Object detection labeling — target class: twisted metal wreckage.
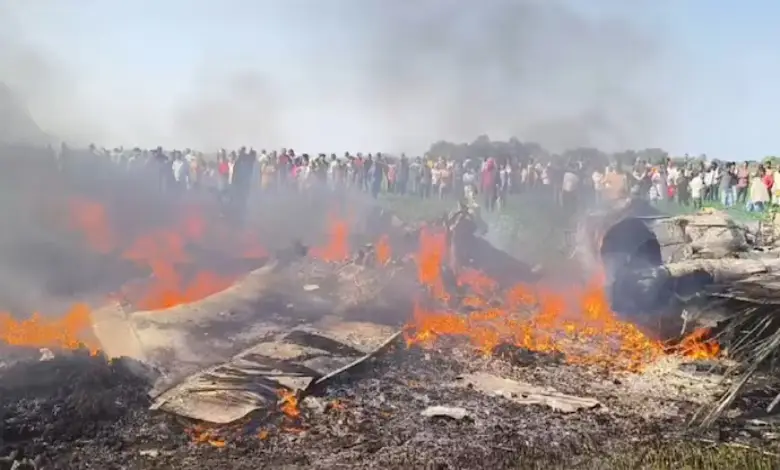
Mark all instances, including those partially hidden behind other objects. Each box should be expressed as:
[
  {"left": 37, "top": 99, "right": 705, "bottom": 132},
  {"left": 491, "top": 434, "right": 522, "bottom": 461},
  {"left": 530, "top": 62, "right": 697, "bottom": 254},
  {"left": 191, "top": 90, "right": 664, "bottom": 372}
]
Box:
[
  {"left": 578, "top": 198, "right": 780, "bottom": 426},
  {"left": 89, "top": 198, "right": 780, "bottom": 427}
]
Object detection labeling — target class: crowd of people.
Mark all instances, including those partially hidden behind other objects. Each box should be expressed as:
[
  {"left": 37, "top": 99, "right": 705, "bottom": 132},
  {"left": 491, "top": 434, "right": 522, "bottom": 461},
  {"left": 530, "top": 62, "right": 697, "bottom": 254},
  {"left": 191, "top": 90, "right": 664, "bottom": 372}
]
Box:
[
  {"left": 48, "top": 143, "right": 778, "bottom": 220},
  {"left": 604, "top": 159, "right": 780, "bottom": 213}
]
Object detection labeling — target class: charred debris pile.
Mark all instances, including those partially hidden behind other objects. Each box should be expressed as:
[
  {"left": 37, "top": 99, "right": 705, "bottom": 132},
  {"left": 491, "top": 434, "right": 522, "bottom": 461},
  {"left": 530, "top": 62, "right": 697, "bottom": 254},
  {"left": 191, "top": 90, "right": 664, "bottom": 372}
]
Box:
[
  {"left": 579, "top": 199, "right": 780, "bottom": 423},
  {"left": 2, "top": 202, "right": 780, "bottom": 468}
]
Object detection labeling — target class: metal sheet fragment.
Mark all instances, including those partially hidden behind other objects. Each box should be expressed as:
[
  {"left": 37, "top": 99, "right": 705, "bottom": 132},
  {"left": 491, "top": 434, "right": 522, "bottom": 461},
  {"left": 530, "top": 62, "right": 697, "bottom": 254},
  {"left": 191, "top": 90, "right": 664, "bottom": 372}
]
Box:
[
  {"left": 455, "top": 372, "right": 601, "bottom": 414},
  {"left": 152, "top": 321, "right": 399, "bottom": 423}
]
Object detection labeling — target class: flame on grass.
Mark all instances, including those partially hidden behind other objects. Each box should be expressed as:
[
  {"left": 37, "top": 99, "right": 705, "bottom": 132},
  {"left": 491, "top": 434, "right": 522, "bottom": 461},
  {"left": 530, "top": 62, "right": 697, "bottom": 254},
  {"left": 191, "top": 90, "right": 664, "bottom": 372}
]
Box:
[{"left": 674, "top": 327, "right": 720, "bottom": 360}]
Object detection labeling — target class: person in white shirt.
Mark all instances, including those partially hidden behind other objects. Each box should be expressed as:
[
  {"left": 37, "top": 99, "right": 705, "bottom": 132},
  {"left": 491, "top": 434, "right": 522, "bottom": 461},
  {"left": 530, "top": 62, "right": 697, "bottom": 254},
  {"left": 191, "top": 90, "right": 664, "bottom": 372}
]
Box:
[
  {"left": 171, "top": 155, "right": 188, "bottom": 193},
  {"left": 561, "top": 166, "right": 579, "bottom": 212},
  {"left": 520, "top": 165, "right": 529, "bottom": 191},
  {"left": 462, "top": 168, "right": 477, "bottom": 196},
  {"left": 257, "top": 150, "right": 269, "bottom": 166},
  {"left": 689, "top": 172, "right": 704, "bottom": 209},
  {"left": 591, "top": 169, "right": 604, "bottom": 203},
  {"left": 327, "top": 155, "right": 340, "bottom": 191},
  {"left": 703, "top": 164, "right": 720, "bottom": 201},
  {"left": 666, "top": 164, "right": 679, "bottom": 187}
]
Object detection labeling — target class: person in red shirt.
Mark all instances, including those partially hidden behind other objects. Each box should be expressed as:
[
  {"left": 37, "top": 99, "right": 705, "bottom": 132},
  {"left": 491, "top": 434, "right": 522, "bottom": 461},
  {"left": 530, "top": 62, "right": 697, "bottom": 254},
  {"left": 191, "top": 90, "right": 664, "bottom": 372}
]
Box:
[
  {"left": 763, "top": 162, "right": 774, "bottom": 203},
  {"left": 481, "top": 158, "right": 499, "bottom": 211},
  {"left": 217, "top": 154, "right": 230, "bottom": 189}
]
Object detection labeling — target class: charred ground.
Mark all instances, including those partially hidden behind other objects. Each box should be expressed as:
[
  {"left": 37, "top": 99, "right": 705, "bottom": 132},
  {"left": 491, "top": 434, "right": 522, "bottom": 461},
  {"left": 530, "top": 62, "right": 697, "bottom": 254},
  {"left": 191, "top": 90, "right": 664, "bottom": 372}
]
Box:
[{"left": 2, "top": 342, "right": 780, "bottom": 470}]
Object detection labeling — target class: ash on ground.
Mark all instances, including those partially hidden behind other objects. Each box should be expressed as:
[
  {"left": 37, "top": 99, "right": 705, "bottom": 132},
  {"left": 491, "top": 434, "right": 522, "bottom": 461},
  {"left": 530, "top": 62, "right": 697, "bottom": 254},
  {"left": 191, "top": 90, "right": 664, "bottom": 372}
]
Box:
[{"left": 0, "top": 344, "right": 764, "bottom": 470}]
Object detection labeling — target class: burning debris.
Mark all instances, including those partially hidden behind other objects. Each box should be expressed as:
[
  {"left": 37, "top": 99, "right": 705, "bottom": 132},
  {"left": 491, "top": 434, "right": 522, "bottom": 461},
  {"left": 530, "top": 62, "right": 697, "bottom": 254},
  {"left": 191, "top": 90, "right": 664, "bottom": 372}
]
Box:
[{"left": 1, "top": 195, "right": 780, "bottom": 468}]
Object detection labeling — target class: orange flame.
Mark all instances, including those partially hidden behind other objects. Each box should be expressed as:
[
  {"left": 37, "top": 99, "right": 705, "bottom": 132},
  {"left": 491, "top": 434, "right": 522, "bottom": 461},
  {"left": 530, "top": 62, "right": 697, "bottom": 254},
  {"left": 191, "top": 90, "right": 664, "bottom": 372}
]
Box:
[
  {"left": 311, "top": 215, "right": 350, "bottom": 262},
  {"left": 186, "top": 424, "right": 227, "bottom": 447},
  {"left": 277, "top": 389, "right": 301, "bottom": 419},
  {"left": 1, "top": 196, "right": 719, "bottom": 373},
  {"left": 405, "top": 231, "right": 720, "bottom": 372},
  {"left": 375, "top": 235, "right": 392, "bottom": 265},
  {"left": 675, "top": 328, "right": 721, "bottom": 360},
  {"left": 67, "top": 197, "right": 116, "bottom": 254},
  {"left": 0, "top": 197, "right": 272, "bottom": 351},
  {"left": 416, "top": 227, "right": 448, "bottom": 300},
  {"left": 0, "top": 304, "right": 99, "bottom": 353}
]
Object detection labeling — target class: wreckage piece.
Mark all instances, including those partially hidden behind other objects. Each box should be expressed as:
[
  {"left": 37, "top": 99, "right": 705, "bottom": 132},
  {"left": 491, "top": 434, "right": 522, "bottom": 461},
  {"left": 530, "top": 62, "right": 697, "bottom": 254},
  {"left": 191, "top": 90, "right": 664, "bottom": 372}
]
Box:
[
  {"left": 91, "top": 253, "right": 407, "bottom": 423},
  {"left": 575, "top": 200, "right": 760, "bottom": 330},
  {"left": 576, "top": 202, "right": 780, "bottom": 426},
  {"left": 455, "top": 372, "right": 600, "bottom": 414},
  {"left": 151, "top": 322, "right": 401, "bottom": 424},
  {"left": 577, "top": 199, "right": 752, "bottom": 278},
  {"left": 441, "top": 209, "right": 542, "bottom": 290}
]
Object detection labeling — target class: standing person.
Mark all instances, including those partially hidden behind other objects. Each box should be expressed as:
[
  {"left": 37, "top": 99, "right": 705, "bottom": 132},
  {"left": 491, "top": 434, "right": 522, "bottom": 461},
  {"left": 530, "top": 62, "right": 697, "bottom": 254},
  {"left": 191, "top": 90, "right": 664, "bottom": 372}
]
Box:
[
  {"left": 676, "top": 169, "right": 691, "bottom": 207},
  {"left": 519, "top": 163, "right": 530, "bottom": 193},
  {"left": 561, "top": 164, "right": 579, "bottom": 214},
  {"left": 154, "top": 147, "right": 169, "bottom": 194},
  {"left": 749, "top": 165, "right": 770, "bottom": 212},
  {"left": 648, "top": 167, "right": 662, "bottom": 204},
  {"left": 277, "top": 149, "right": 290, "bottom": 187},
  {"left": 602, "top": 164, "right": 628, "bottom": 201},
  {"left": 719, "top": 162, "right": 736, "bottom": 207},
  {"left": 354, "top": 154, "right": 364, "bottom": 190},
  {"left": 439, "top": 160, "right": 453, "bottom": 199},
  {"left": 256, "top": 149, "right": 269, "bottom": 187},
  {"left": 772, "top": 164, "right": 780, "bottom": 207},
  {"left": 327, "top": 154, "right": 340, "bottom": 192},
  {"left": 462, "top": 162, "right": 477, "bottom": 199},
  {"left": 498, "top": 162, "right": 511, "bottom": 209},
  {"left": 230, "top": 148, "right": 256, "bottom": 223},
  {"left": 369, "top": 155, "right": 384, "bottom": 199},
  {"left": 666, "top": 160, "right": 679, "bottom": 200},
  {"left": 397, "top": 154, "right": 409, "bottom": 195},
  {"left": 260, "top": 152, "right": 276, "bottom": 192},
  {"left": 216, "top": 152, "right": 231, "bottom": 204},
  {"left": 431, "top": 159, "right": 442, "bottom": 199},
  {"left": 481, "top": 157, "right": 499, "bottom": 211},
  {"left": 540, "top": 162, "right": 552, "bottom": 200},
  {"left": 548, "top": 160, "right": 563, "bottom": 206},
  {"left": 171, "top": 153, "right": 188, "bottom": 196},
  {"left": 591, "top": 166, "right": 604, "bottom": 205},
  {"left": 736, "top": 162, "right": 750, "bottom": 204},
  {"left": 631, "top": 162, "right": 651, "bottom": 199},
  {"left": 708, "top": 162, "right": 722, "bottom": 202},
  {"left": 362, "top": 154, "right": 374, "bottom": 193},
  {"left": 689, "top": 171, "right": 704, "bottom": 210},
  {"left": 766, "top": 162, "right": 775, "bottom": 204}
]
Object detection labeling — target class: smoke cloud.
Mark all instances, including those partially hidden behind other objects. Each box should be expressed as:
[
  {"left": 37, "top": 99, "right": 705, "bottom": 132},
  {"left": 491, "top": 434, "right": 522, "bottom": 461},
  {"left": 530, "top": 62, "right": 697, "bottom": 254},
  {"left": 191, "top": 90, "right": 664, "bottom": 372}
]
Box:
[{"left": 0, "top": 0, "right": 672, "bottom": 153}]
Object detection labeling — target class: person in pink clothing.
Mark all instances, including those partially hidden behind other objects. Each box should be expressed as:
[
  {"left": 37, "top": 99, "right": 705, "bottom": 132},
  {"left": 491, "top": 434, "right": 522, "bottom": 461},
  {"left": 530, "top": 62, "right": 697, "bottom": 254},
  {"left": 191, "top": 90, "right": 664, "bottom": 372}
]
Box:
[{"left": 481, "top": 158, "right": 499, "bottom": 211}]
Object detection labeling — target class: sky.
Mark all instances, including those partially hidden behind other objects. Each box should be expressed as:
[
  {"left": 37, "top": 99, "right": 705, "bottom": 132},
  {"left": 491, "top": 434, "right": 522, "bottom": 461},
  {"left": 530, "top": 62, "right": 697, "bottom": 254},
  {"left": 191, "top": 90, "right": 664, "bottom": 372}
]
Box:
[{"left": 1, "top": 0, "right": 779, "bottom": 159}]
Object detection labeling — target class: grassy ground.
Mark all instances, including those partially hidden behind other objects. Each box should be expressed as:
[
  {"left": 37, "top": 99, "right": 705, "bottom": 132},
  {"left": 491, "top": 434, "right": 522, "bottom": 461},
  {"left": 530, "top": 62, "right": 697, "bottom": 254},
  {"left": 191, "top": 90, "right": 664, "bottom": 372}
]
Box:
[{"left": 581, "top": 441, "right": 780, "bottom": 470}]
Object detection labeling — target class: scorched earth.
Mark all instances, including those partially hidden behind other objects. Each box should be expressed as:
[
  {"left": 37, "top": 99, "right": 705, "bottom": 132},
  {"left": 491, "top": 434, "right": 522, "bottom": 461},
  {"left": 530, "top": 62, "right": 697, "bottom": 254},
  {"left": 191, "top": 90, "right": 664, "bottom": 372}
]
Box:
[{"left": 0, "top": 195, "right": 745, "bottom": 470}]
